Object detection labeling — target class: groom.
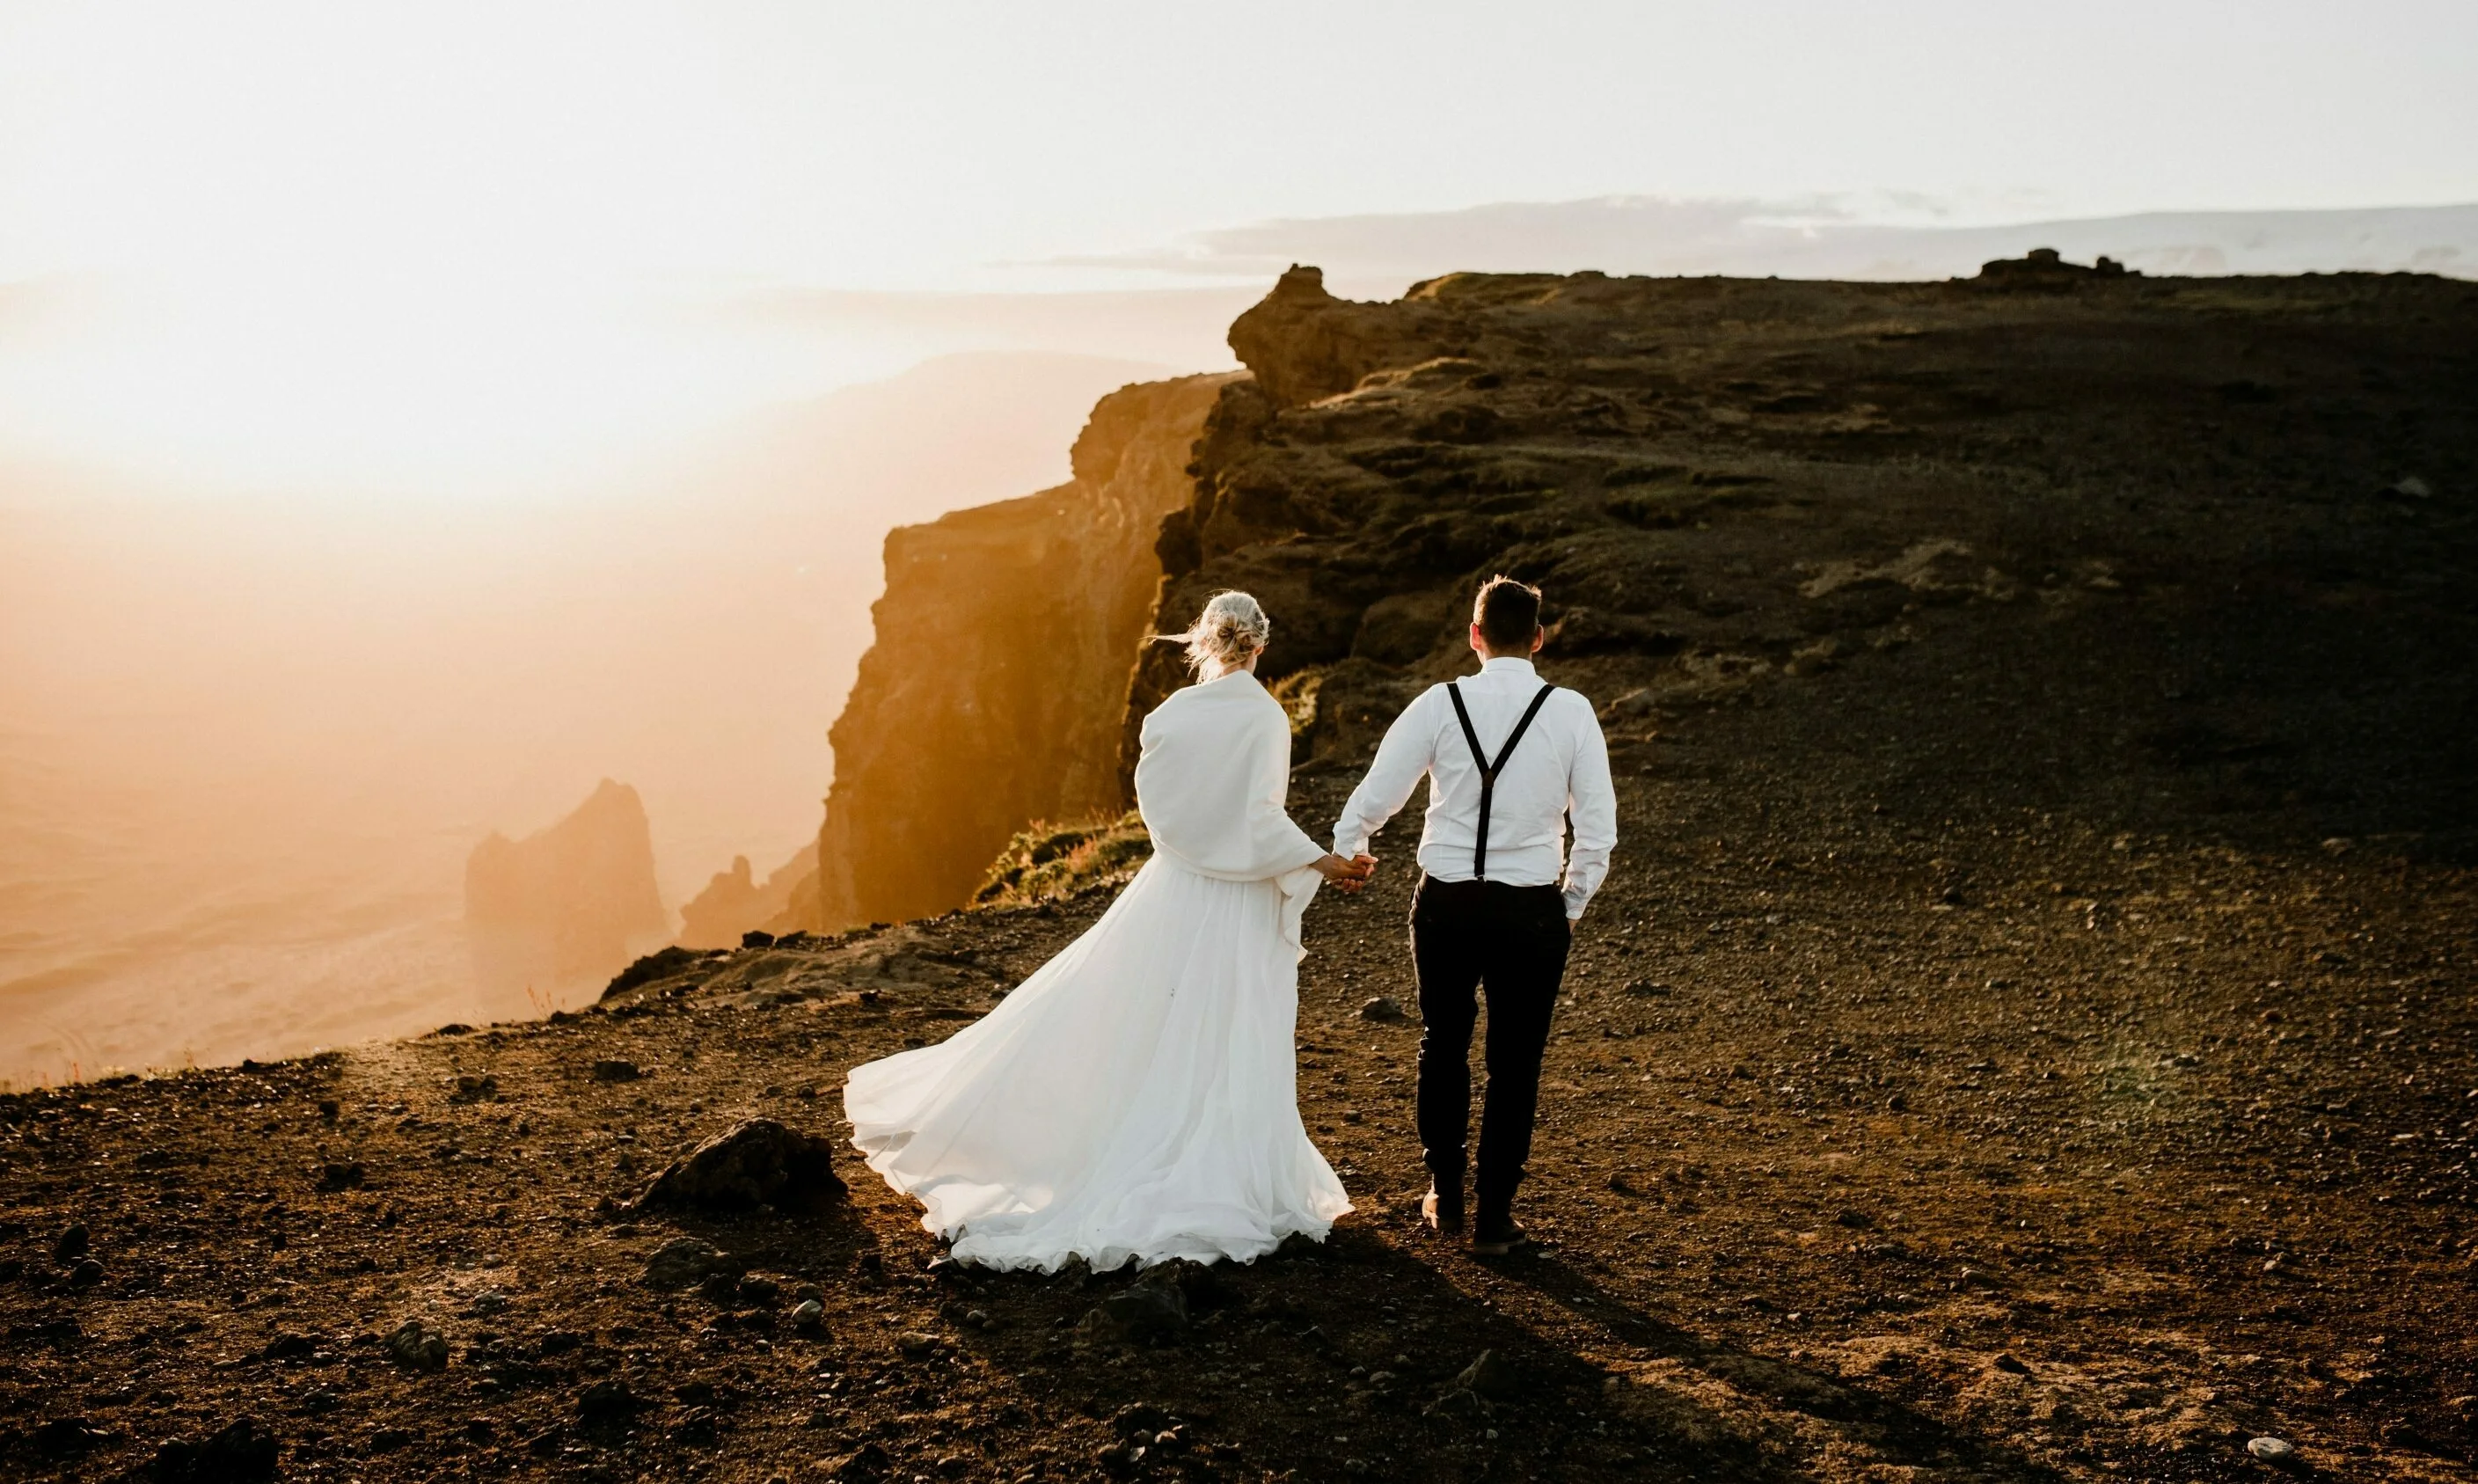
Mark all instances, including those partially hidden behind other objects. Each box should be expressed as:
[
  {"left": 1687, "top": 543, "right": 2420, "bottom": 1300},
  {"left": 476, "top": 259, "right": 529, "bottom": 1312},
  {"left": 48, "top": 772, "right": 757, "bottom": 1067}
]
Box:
[{"left": 1332, "top": 576, "right": 1617, "bottom": 1255}]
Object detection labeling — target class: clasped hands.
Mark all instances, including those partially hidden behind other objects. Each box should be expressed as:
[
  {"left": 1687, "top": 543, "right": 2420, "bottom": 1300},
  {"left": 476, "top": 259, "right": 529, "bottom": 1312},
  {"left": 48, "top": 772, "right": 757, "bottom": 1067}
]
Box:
[{"left": 1312, "top": 852, "right": 1380, "bottom": 893}]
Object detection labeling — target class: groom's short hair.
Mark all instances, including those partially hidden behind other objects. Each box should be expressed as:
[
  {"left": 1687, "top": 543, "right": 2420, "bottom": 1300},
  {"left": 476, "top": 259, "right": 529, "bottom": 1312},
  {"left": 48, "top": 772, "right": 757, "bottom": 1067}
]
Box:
[{"left": 1473, "top": 574, "right": 1543, "bottom": 649}]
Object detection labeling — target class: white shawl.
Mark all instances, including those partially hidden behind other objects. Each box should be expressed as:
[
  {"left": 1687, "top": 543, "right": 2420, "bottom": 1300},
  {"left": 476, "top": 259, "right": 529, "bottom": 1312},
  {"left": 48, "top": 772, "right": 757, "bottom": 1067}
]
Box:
[{"left": 1133, "top": 669, "right": 1327, "bottom": 953}]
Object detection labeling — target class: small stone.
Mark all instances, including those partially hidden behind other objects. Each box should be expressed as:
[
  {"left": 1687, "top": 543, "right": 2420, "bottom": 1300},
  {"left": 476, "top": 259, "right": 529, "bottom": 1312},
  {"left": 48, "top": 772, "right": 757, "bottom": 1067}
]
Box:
[
  {"left": 2247, "top": 1436, "right": 2298, "bottom": 1462},
  {"left": 384, "top": 1320, "right": 449, "bottom": 1371},
  {"left": 591, "top": 1059, "right": 641, "bottom": 1083},
  {"left": 790, "top": 1299, "right": 825, "bottom": 1330},
  {"left": 447, "top": 1074, "right": 499, "bottom": 1104},
  {"left": 736, "top": 1273, "right": 781, "bottom": 1306},
  {"left": 643, "top": 1237, "right": 727, "bottom": 1290},
  {"left": 1359, "top": 996, "right": 1407, "bottom": 1023},
  {"left": 259, "top": 1333, "right": 317, "bottom": 1361},
  {"left": 53, "top": 1223, "right": 90, "bottom": 1263},
  {"left": 66, "top": 1258, "right": 105, "bottom": 1288},
  {"left": 1993, "top": 1352, "right": 2031, "bottom": 1375},
  {"left": 316, "top": 1161, "right": 365, "bottom": 1193},
  {"left": 895, "top": 1331, "right": 939, "bottom": 1357},
  {"left": 577, "top": 1379, "right": 642, "bottom": 1436},
  {"left": 1083, "top": 1268, "right": 1188, "bottom": 1341}
]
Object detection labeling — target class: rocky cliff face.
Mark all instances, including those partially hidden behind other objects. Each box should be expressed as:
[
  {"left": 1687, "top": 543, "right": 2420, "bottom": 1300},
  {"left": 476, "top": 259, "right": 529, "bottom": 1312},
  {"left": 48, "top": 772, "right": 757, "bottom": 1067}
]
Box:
[
  {"left": 464, "top": 779, "right": 669, "bottom": 1007},
  {"left": 804, "top": 372, "right": 1241, "bottom": 931}
]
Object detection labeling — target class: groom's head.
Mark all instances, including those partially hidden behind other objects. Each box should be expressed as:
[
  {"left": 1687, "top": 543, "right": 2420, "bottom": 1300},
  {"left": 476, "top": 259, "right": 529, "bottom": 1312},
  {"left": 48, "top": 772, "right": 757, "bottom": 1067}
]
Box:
[{"left": 1471, "top": 574, "right": 1545, "bottom": 660}]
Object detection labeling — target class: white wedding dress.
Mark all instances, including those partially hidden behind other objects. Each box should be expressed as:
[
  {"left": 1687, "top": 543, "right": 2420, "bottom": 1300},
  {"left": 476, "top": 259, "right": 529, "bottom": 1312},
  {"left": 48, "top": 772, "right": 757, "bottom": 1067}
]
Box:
[{"left": 843, "top": 668, "right": 1354, "bottom": 1271}]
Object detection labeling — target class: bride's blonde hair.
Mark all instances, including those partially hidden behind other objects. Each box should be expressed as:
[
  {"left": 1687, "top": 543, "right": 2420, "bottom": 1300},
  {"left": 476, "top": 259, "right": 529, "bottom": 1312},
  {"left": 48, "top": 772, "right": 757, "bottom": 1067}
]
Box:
[{"left": 1166, "top": 590, "right": 1270, "bottom": 677}]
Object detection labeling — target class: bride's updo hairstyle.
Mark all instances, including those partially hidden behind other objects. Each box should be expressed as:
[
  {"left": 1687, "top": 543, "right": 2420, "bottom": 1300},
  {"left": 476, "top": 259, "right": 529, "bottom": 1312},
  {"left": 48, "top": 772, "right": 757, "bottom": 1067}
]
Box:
[{"left": 1170, "top": 590, "right": 1271, "bottom": 678}]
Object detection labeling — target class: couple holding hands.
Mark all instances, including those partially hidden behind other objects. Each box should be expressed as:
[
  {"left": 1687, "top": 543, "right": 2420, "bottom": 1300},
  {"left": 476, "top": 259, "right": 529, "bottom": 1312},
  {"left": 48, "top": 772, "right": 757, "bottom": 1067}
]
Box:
[{"left": 846, "top": 574, "right": 1615, "bottom": 1269}]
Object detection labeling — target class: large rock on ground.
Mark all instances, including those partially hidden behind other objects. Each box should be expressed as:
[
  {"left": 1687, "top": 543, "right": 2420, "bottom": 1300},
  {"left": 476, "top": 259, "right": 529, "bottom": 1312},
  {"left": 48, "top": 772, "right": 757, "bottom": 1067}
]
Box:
[{"left": 624, "top": 1119, "right": 845, "bottom": 1215}]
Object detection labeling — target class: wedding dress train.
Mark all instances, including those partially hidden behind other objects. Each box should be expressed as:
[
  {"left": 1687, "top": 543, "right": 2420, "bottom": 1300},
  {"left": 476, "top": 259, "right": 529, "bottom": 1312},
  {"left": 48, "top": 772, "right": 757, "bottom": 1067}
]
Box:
[{"left": 843, "top": 669, "right": 1352, "bottom": 1272}]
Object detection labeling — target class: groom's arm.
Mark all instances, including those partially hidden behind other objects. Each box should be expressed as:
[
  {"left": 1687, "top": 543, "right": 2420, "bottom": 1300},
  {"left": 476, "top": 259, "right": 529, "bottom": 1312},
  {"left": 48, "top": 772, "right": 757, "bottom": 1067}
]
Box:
[
  {"left": 1561, "top": 704, "right": 1619, "bottom": 919},
  {"left": 1331, "top": 688, "right": 1440, "bottom": 860}
]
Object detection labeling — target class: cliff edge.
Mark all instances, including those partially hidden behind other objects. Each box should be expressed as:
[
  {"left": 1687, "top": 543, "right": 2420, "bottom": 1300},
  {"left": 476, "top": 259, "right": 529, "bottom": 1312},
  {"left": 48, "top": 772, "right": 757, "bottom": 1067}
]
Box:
[{"left": 803, "top": 372, "right": 1240, "bottom": 931}]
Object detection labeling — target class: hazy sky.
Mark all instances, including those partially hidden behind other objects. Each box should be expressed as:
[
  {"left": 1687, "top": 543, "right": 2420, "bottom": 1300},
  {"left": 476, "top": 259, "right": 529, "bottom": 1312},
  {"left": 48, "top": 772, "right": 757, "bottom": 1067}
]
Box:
[{"left": 1, "top": 0, "right": 2471, "bottom": 489}]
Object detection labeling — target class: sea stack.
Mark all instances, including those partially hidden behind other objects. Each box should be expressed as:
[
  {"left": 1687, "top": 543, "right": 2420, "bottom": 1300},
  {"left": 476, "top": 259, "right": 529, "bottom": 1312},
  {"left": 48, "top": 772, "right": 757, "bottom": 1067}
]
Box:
[{"left": 464, "top": 779, "right": 669, "bottom": 1006}]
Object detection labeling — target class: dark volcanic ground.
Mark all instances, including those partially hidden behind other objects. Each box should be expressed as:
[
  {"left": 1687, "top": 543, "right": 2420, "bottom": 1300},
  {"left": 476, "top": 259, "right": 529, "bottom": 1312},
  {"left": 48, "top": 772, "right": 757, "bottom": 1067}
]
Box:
[
  {"left": 4, "top": 622, "right": 2474, "bottom": 1484},
  {"left": 6, "top": 263, "right": 2478, "bottom": 1484}
]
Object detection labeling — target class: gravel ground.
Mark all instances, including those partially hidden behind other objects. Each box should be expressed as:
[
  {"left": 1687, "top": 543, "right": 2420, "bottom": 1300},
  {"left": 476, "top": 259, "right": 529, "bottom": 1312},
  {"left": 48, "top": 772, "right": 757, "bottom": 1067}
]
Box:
[{"left": 4, "top": 611, "right": 2472, "bottom": 1484}]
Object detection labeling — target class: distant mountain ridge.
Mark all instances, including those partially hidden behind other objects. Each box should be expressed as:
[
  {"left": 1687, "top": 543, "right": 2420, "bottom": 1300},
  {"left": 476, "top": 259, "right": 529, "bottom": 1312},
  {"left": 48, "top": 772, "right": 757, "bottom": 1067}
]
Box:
[{"left": 1061, "top": 199, "right": 2478, "bottom": 288}]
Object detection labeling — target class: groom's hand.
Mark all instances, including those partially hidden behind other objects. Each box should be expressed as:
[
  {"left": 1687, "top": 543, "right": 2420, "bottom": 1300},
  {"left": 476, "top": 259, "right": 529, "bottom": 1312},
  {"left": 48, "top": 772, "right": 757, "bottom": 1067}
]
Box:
[{"left": 1350, "top": 853, "right": 1378, "bottom": 881}]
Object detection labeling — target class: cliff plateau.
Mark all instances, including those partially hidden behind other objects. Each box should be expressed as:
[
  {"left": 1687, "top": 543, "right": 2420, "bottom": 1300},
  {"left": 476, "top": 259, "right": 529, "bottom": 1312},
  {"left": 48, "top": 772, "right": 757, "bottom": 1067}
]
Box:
[{"left": 1125, "top": 261, "right": 2477, "bottom": 856}]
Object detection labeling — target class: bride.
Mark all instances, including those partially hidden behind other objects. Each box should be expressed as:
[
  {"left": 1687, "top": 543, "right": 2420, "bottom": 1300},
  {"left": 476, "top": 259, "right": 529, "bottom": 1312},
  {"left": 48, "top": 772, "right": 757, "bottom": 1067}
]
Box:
[{"left": 843, "top": 591, "right": 1371, "bottom": 1271}]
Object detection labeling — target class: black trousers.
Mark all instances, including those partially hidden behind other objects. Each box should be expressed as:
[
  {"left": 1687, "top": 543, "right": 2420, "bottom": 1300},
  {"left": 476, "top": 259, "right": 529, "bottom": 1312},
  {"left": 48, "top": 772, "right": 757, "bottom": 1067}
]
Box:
[{"left": 1409, "top": 874, "right": 1572, "bottom": 1212}]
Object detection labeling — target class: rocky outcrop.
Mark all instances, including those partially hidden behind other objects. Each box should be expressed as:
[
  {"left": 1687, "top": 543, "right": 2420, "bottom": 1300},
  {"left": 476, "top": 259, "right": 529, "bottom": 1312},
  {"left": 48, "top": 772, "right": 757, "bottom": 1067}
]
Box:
[
  {"left": 464, "top": 779, "right": 669, "bottom": 1001},
  {"left": 676, "top": 843, "right": 816, "bottom": 949},
  {"left": 802, "top": 373, "right": 1240, "bottom": 931},
  {"left": 1972, "top": 245, "right": 2137, "bottom": 286}
]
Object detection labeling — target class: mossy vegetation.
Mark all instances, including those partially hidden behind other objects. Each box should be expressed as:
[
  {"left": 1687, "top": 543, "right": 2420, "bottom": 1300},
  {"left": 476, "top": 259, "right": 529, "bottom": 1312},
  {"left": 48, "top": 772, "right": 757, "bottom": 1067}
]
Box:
[{"left": 970, "top": 812, "right": 1152, "bottom": 907}]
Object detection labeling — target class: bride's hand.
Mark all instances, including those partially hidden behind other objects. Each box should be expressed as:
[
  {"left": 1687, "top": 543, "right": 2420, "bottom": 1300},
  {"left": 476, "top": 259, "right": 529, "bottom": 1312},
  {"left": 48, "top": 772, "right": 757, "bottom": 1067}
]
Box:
[{"left": 1312, "top": 853, "right": 1374, "bottom": 891}]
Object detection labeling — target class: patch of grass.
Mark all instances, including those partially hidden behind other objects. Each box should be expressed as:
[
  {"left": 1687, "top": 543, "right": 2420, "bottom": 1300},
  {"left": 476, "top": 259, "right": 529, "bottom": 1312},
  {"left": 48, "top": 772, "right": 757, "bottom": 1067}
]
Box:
[{"left": 972, "top": 812, "right": 1153, "bottom": 908}]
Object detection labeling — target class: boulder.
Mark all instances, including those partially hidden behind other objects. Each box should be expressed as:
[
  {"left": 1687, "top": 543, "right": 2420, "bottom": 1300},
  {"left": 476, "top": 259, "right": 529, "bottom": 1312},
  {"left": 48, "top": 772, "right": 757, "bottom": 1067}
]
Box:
[
  {"left": 602, "top": 945, "right": 717, "bottom": 1001},
  {"left": 624, "top": 1119, "right": 846, "bottom": 1215}
]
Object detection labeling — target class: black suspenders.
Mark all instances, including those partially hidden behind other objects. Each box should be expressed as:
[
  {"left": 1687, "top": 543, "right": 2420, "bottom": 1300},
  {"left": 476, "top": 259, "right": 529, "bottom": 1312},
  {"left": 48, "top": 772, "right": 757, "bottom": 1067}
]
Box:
[{"left": 1444, "top": 681, "right": 1557, "bottom": 881}]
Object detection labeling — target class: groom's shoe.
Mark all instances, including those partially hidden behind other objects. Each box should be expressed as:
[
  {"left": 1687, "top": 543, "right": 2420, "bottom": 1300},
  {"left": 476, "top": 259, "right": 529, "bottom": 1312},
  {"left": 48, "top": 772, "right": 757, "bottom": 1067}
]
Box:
[
  {"left": 1422, "top": 1181, "right": 1466, "bottom": 1235},
  {"left": 1471, "top": 1206, "right": 1537, "bottom": 1258}
]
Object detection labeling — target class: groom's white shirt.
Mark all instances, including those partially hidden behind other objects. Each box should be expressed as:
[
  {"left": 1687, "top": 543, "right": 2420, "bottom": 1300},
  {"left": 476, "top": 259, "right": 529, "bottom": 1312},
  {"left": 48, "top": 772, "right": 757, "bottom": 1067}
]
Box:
[{"left": 1331, "top": 656, "right": 1618, "bottom": 919}]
